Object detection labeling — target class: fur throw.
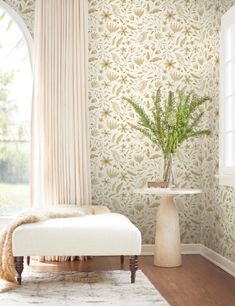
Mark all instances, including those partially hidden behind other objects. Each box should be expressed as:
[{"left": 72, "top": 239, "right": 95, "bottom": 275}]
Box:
[{"left": 0, "top": 207, "right": 92, "bottom": 293}]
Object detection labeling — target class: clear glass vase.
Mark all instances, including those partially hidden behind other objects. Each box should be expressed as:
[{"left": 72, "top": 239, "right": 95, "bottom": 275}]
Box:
[{"left": 163, "top": 153, "right": 174, "bottom": 187}]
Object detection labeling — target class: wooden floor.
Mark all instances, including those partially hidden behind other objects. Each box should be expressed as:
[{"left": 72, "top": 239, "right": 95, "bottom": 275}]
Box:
[{"left": 29, "top": 255, "right": 235, "bottom": 306}]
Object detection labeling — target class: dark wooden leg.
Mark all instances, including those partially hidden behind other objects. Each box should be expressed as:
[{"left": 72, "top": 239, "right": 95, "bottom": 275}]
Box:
[
  {"left": 129, "top": 255, "right": 138, "bottom": 283},
  {"left": 120, "top": 255, "right": 124, "bottom": 265},
  {"left": 27, "top": 256, "right": 30, "bottom": 266},
  {"left": 14, "top": 256, "right": 24, "bottom": 285}
]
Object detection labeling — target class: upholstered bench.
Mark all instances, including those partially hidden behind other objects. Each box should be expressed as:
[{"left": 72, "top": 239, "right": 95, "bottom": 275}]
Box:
[{"left": 12, "top": 211, "right": 141, "bottom": 285}]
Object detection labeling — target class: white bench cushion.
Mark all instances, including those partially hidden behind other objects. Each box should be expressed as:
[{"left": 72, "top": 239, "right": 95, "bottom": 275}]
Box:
[{"left": 12, "top": 213, "right": 141, "bottom": 256}]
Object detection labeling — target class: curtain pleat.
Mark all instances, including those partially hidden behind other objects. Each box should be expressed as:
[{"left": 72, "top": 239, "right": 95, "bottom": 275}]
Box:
[{"left": 32, "top": 0, "right": 91, "bottom": 208}]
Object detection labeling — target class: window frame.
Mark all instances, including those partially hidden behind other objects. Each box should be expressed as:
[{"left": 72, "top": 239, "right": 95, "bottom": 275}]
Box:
[
  {"left": 219, "top": 4, "right": 235, "bottom": 186},
  {"left": 0, "top": 0, "right": 33, "bottom": 64}
]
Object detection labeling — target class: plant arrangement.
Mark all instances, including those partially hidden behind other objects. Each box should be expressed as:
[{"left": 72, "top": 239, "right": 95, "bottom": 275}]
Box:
[{"left": 124, "top": 88, "right": 211, "bottom": 187}]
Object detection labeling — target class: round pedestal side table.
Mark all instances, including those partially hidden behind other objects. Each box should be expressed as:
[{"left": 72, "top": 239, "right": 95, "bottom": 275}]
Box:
[{"left": 135, "top": 188, "right": 201, "bottom": 267}]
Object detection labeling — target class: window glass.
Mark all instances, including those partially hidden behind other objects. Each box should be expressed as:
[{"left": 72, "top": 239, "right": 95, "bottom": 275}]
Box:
[
  {"left": 225, "top": 25, "right": 235, "bottom": 61},
  {"left": 0, "top": 7, "right": 32, "bottom": 215},
  {"left": 225, "top": 132, "right": 235, "bottom": 167},
  {"left": 225, "top": 96, "right": 235, "bottom": 131}
]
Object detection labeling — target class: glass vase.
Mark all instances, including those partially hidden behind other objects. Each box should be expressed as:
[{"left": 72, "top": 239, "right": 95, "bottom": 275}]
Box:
[{"left": 163, "top": 153, "right": 174, "bottom": 187}]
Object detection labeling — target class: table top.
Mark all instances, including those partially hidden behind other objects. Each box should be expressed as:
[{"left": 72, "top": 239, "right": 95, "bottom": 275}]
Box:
[{"left": 134, "top": 187, "right": 202, "bottom": 196}]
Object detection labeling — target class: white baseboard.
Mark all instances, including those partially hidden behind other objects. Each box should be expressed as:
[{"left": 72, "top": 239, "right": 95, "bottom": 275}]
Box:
[
  {"left": 141, "top": 244, "right": 155, "bottom": 255},
  {"left": 141, "top": 243, "right": 235, "bottom": 278},
  {"left": 200, "top": 244, "right": 235, "bottom": 278},
  {"left": 141, "top": 243, "right": 201, "bottom": 255}
]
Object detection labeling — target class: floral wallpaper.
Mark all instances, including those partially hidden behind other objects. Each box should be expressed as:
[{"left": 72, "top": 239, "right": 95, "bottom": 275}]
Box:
[
  {"left": 88, "top": 0, "right": 235, "bottom": 263},
  {"left": 2, "top": 0, "right": 235, "bottom": 263}
]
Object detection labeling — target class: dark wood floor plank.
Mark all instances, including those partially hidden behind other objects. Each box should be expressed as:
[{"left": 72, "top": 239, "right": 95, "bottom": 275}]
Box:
[{"left": 29, "top": 255, "right": 235, "bottom": 306}]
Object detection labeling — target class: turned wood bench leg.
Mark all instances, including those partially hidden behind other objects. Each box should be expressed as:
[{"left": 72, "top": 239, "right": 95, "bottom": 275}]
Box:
[
  {"left": 27, "top": 256, "right": 30, "bottom": 266},
  {"left": 14, "top": 256, "right": 24, "bottom": 285},
  {"left": 129, "top": 255, "right": 138, "bottom": 283},
  {"left": 120, "top": 255, "right": 124, "bottom": 265}
]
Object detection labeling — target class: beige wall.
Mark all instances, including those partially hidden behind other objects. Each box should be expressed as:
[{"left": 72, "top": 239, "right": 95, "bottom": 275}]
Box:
[{"left": 3, "top": 0, "right": 235, "bottom": 263}]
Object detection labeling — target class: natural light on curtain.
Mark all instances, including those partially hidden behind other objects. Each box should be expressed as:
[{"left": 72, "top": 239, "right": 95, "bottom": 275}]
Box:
[{"left": 32, "top": 0, "right": 91, "bottom": 207}]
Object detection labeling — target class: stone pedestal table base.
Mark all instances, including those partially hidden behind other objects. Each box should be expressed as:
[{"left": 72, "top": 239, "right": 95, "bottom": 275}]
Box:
[
  {"left": 154, "top": 196, "right": 181, "bottom": 267},
  {"left": 134, "top": 188, "right": 201, "bottom": 268}
]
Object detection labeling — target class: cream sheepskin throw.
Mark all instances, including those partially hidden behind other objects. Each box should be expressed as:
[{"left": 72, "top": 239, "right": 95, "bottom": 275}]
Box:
[{"left": 0, "top": 206, "right": 109, "bottom": 293}]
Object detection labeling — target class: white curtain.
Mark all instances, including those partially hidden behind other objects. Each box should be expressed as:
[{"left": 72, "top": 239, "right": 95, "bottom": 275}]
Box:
[{"left": 31, "top": 0, "right": 91, "bottom": 208}]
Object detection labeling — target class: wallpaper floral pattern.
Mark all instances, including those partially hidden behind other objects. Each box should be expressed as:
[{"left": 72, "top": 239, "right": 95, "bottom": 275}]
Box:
[
  {"left": 2, "top": 0, "right": 235, "bottom": 263},
  {"left": 88, "top": 0, "right": 235, "bottom": 262}
]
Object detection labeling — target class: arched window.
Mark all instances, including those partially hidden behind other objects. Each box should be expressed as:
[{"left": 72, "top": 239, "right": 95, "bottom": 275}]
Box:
[{"left": 0, "top": 1, "right": 32, "bottom": 215}]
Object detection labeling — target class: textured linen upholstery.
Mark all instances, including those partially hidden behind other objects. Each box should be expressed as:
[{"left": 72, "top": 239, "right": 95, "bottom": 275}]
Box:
[{"left": 12, "top": 213, "right": 141, "bottom": 257}]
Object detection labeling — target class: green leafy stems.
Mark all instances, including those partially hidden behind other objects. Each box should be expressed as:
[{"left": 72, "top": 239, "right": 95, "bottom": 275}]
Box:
[{"left": 124, "top": 88, "right": 211, "bottom": 183}]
